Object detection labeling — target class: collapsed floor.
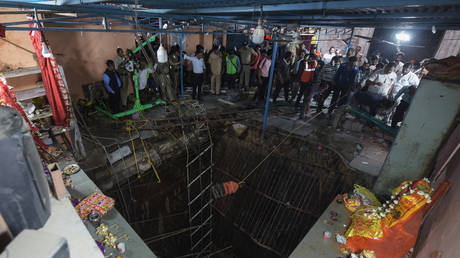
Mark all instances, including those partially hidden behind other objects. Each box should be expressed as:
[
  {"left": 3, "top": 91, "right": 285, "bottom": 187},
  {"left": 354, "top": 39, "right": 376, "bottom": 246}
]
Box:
[{"left": 76, "top": 98, "right": 389, "bottom": 257}]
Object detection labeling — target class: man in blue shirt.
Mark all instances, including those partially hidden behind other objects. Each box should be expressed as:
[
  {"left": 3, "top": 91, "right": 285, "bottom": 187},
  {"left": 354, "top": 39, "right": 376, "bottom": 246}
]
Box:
[
  {"left": 103, "top": 60, "right": 122, "bottom": 113},
  {"left": 329, "top": 56, "right": 358, "bottom": 113}
]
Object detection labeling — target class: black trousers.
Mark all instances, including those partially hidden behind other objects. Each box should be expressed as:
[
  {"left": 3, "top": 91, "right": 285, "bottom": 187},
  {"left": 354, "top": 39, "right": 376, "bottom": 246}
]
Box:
[
  {"left": 391, "top": 100, "right": 410, "bottom": 128},
  {"left": 329, "top": 84, "right": 351, "bottom": 113},
  {"left": 272, "top": 79, "right": 290, "bottom": 102},
  {"left": 254, "top": 77, "right": 269, "bottom": 102},
  {"left": 250, "top": 69, "right": 258, "bottom": 88},
  {"left": 316, "top": 81, "right": 332, "bottom": 112},
  {"left": 223, "top": 73, "right": 238, "bottom": 89},
  {"left": 108, "top": 89, "right": 121, "bottom": 113},
  {"left": 295, "top": 81, "right": 312, "bottom": 103},
  {"left": 192, "top": 73, "right": 204, "bottom": 99},
  {"left": 356, "top": 91, "right": 386, "bottom": 116}
]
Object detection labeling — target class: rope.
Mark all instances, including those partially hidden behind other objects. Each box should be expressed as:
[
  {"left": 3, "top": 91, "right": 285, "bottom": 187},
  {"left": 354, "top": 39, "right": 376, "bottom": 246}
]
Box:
[
  {"left": 130, "top": 211, "right": 188, "bottom": 224},
  {"left": 176, "top": 245, "right": 232, "bottom": 258},
  {"left": 143, "top": 226, "right": 198, "bottom": 244},
  {"left": 127, "top": 120, "right": 161, "bottom": 182},
  {"left": 126, "top": 125, "right": 142, "bottom": 179},
  {"left": 239, "top": 93, "right": 350, "bottom": 185}
]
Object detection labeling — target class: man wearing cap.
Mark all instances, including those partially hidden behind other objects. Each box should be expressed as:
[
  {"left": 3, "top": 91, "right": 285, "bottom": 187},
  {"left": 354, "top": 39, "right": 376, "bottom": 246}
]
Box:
[{"left": 238, "top": 42, "right": 257, "bottom": 91}]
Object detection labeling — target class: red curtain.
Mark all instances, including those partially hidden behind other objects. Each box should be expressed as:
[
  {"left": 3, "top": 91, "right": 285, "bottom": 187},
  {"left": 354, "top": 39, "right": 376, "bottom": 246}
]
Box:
[
  {"left": 0, "top": 77, "right": 47, "bottom": 149},
  {"left": 28, "top": 16, "right": 71, "bottom": 127}
]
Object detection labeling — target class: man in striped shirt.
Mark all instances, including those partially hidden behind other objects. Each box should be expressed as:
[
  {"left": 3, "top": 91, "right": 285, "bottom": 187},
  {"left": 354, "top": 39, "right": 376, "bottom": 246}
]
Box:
[{"left": 316, "top": 56, "right": 342, "bottom": 112}]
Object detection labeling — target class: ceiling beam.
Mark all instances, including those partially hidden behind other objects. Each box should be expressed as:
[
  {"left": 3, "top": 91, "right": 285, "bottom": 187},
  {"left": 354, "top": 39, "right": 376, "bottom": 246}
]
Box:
[
  {"left": 0, "top": 1, "right": 257, "bottom": 25},
  {"left": 160, "top": 0, "right": 460, "bottom": 14},
  {"left": 222, "top": 11, "right": 460, "bottom": 21}
]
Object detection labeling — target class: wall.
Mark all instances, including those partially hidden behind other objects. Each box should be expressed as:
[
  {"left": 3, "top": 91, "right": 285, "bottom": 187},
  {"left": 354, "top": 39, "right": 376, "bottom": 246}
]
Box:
[
  {"left": 373, "top": 79, "right": 460, "bottom": 193},
  {"left": 414, "top": 126, "right": 460, "bottom": 258},
  {"left": 434, "top": 30, "right": 460, "bottom": 59},
  {"left": 316, "top": 27, "right": 374, "bottom": 58},
  {"left": 45, "top": 24, "right": 224, "bottom": 99},
  {"left": 5, "top": 74, "right": 41, "bottom": 93},
  {"left": 44, "top": 24, "right": 136, "bottom": 99},
  {"left": 0, "top": 11, "right": 41, "bottom": 92},
  {"left": 183, "top": 26, "right": 226, "bottom": 54},
  {"left": 0, "top": 11, "right": 38, "bottom": 71}
]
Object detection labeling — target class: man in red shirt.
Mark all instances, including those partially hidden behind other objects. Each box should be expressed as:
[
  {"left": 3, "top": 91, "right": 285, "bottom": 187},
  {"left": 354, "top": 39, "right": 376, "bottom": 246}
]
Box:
[{"left": 295, "top": 54, "right": 317, "bottom": 108}]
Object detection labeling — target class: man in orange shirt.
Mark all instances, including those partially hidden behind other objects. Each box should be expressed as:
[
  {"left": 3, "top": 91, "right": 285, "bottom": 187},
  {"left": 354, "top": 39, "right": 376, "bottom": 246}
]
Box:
[{"left": 295, "top": 54, "right": 317, "bottom": 108}]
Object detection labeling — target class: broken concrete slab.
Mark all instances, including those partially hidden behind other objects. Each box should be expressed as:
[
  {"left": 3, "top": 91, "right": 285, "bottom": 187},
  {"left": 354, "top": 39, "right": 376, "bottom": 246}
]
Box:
[
  {"left": 108, "top": 145, "right": 132, "bottom": 165},
  {"left": 232, "top": 123, "right": 248, "bottom": 137}
]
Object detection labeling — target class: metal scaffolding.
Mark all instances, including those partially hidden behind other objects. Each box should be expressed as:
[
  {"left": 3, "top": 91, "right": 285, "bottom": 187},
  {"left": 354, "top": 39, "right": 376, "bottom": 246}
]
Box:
[{"left": 184, "top": 102, "right": 213, "bottom": 257}]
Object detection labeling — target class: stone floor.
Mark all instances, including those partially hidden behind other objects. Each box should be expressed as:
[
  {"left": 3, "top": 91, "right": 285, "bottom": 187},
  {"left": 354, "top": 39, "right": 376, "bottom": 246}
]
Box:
[{"left": 80, "top": 87, "right": 391, "bottom": 181}]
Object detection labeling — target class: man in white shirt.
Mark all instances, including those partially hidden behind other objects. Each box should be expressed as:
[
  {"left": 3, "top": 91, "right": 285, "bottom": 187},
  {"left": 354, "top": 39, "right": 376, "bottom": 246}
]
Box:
[
  {"left": 394, "top": 52, "right": 405, "bottom": 74},
  {"left": 392, "top": 63, "right": 420, "bottom": 100},
  {"left": 323, "top": 46, "right": 335, "bottom": 64},
  {"left": 356, "top": 62, "right": 397, "bottom": 116},
  {"left": 137, "top": 61, "right": 154, "bottom": 103},
  {"left": 184, "top": 51, "right": 206, "bottom": 100}
]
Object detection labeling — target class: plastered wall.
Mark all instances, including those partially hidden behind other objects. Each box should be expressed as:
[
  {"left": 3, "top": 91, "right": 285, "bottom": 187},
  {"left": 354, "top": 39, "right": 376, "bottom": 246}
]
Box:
[
  {"left": 0, "top": 11, "right": 41, "bottom": 92},
  {"left": 0, "top": 12, "right": 38, "bottom": 71},
  {"left": 44, "top": 24, "right": 136, "bottom": 99}
]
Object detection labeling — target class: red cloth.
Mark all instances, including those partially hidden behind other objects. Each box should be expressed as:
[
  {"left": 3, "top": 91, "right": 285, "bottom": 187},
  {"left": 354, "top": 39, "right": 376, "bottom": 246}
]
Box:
[
  {"left": 0, "top": 24, "right": 5, "bottom": 38},
  {"left": 0, "top": 77, "right": 47, "bottom": 149},
  {"left": 344, "top": 182, "right": 450, "bottom": 258},
  {"left": 223, "top": 181, "right": 239, "bottom": 195},
  {"left": 28, "top": 17, "right": 71, "bottom": 127}
]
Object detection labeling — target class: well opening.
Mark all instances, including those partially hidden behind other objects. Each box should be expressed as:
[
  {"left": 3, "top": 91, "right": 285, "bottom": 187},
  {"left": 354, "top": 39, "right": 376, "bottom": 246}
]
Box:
[{"left": 90, "top": 120, "right": 374, "bottom": 257}]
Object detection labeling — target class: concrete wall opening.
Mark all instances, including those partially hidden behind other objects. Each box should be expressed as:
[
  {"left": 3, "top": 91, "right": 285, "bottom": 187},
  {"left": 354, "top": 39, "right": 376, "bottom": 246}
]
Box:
[{"left": 87, "top": 119, "right": 374, "bottom": 257}]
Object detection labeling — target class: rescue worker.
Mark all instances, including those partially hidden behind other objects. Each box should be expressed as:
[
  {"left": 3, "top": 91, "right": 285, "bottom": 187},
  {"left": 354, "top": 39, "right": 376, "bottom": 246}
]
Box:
[
  {"left": 208, "top": 45, "right": 223, "bottom": 95},
  {"left": 114, "top": 48, "right": 129, "bottom": 108},
  {"left": 169, "top": 45, "right": 181, "bottom": 97},
  {"left": 223, "top": 50, "right": 241, "bottom": 90},
  {"left": 238, "top": 42, "right": 257, "bottom": 91},
  {"left": 157, "top": 63, "right": 175, "bottom": 102}
]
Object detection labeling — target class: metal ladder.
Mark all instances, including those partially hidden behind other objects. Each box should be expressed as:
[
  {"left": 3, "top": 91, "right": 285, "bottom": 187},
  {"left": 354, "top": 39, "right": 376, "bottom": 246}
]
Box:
[{"left": 186, "top": 102, "right": 213, "bottom": 257}]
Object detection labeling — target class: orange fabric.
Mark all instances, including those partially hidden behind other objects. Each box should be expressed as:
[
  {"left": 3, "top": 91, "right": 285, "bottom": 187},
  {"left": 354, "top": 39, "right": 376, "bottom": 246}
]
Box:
[
  {"left": 223, "top": 181, "right": 239, "bottom": 195},
  {"left": 344, "top": 182, "right": 450, "bottom": 258},
  {"left": 300, "top": 62, "right": 316, "bottom": 83}
]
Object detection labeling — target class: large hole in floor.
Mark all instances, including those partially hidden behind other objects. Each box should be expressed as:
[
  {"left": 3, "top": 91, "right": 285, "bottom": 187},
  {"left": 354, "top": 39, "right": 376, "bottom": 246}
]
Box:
[{"left": 82, "top": 110, "right": 375, "bottom": 258}]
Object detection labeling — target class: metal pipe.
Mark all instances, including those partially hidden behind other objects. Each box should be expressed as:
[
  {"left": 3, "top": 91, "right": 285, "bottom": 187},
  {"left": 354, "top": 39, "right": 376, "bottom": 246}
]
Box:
[
  {"left": 1, "top": 14, "right": 97, "bottom": 26},
  {"left": 345, "top": 27, "right": 354, "bottom": 56},
  {"left": 159, "top": 17, "right": 162, "bottom": 42},
  {"left": 261, "top": 34, "right": 278, "bottom": 138},
  {"left": 4, "top": 26, "right": 250, "bottom": 34},
  {"left": 179, "top": 29, "right": 184, "bottom": 99}
]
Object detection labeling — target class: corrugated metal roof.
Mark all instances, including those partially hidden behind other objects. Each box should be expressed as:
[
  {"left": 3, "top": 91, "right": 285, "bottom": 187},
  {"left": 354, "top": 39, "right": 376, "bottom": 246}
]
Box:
[{"left": 0, "top": 0, "right": 459, "bottom": 29}]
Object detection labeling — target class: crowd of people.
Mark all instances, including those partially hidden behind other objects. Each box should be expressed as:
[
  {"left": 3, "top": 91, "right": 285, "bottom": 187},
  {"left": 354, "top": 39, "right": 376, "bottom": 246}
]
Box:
[{"left": 101, "top": 37, "right": 427, "bottom": 128}]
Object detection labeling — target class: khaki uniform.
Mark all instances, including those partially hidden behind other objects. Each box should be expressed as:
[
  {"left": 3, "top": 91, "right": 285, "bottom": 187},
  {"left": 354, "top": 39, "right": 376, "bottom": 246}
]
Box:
[
  {"left": 238, "top": 46, "right": 257, "bottom": 89},
  {"left": 169, "top": 53, "right": 180, "bottom": 97},
  {"left": 207, "top": 51, "right": 223, "bottom": 94},
  {"left": 158, "top": 63, "right": 175, "bottom": 102},
  {"left": 115, "top": 55, "right": 129, "bottom": 106}
]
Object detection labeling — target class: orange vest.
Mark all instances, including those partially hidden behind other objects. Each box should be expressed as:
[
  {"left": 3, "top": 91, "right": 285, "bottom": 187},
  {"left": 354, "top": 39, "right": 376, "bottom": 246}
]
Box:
[{"left": 300, "top": 61, "right": 317, "bottom": 83}]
